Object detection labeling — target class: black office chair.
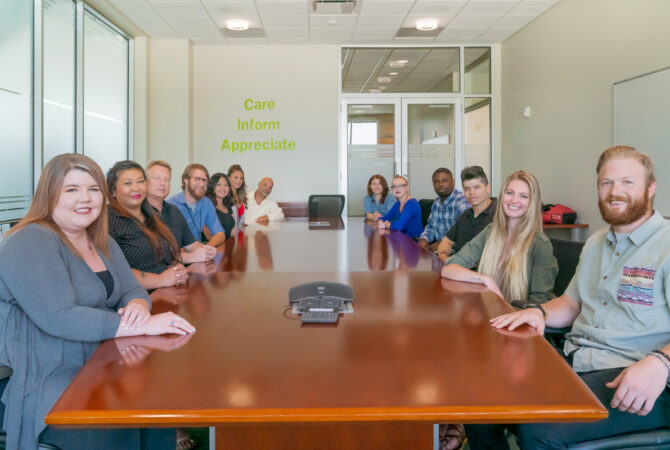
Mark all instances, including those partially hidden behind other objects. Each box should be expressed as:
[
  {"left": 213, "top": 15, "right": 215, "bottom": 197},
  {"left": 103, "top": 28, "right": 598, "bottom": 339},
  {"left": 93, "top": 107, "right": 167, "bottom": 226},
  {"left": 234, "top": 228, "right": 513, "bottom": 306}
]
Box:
[
  {"left": 308, "top": 195, "right": 344, "bottom": 218},
  {"left": 418, "top": 199, "right": 433, "bottom": 227}
]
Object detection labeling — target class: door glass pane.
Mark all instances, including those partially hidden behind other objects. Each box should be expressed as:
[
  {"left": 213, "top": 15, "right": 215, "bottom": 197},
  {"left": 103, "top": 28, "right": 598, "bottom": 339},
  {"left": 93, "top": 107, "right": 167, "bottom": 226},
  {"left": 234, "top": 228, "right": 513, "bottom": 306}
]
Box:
[
  {"left": 464, "top": 98, "right": 491, "bottom": 179},
  {"left": 341, "top": 47, "right": 460, "bottom": 94},
  {"left": 83, "top": 10, "right": 128, "bottom": 175},
  {"left": 0, "top": 0, "right": 33, "bottom": 222},
  {"left": 407, "top": 104, "right": 455, "bottom": 200},
  {"left": 43, "top": 0, "right": 76, "bottom": 162},
  {"left": 347, "top": 104, "right": 395, "bottom": 216},
  {"left": 464, "top": 47, "right": 491, "bottom": 95}
]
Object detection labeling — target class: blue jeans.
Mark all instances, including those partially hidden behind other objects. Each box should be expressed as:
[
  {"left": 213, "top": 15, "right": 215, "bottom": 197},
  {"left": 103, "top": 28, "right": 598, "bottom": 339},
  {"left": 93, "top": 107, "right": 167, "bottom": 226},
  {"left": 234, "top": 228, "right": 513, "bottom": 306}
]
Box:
[{"left": 465, "top": 367, "right": 670, "bottom": 449}]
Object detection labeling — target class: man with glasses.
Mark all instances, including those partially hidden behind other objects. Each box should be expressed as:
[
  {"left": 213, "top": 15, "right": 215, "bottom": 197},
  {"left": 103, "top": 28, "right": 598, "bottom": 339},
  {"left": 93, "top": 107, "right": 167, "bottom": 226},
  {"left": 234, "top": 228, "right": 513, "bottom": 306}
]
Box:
[
  {"left": 168, "top": 163, "right": 227, "bottom": 247},
  {"left": 418, "top": 168, "right": 469, "bottom": 251}
]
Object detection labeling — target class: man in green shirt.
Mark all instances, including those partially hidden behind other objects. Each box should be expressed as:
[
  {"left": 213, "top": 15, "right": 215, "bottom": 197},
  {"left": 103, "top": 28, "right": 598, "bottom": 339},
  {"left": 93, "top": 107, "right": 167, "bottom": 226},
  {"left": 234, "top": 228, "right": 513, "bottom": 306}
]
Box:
[{"left": 467, "top": 146, "right": 670, "bottom": 449}]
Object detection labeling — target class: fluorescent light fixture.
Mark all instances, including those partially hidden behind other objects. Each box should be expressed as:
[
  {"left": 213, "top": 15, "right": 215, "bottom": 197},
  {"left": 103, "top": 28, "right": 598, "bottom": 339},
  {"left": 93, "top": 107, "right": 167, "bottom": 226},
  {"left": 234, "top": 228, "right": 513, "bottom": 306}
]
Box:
[
  {"left": 369, "top": 88, "right": 382, "bottom": 93},
  {"left": 416, "top": 19, "right": 438, "bottom": 31},
  {"left": 379, "top": 86, "right": 387, "bottom": 90},
  {"left": 389, "top": 60, "right": 408, "bottom": 68},
  {"left": 389, "top": 72, "right": 398, "bottom": 76},
  {"left": 377, "top": 76, "right": 391, "bottom": 83},
  {"left": 227, "top": 20, "right": 249, "bottom": 31}
]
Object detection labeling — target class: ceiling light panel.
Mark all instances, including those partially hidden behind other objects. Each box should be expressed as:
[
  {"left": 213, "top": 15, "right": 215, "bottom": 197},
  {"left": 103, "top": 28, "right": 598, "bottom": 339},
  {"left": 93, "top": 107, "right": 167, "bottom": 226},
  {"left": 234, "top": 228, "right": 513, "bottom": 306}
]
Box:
[
  {"left": 460, "top": 1, "right": 518, "bottom": 15},
  {"left": 148, "top": 1, "right": 209, "bottom": 17},
  {"left": 448, "top": 14, "right": 501, "bottom": 27},
  {"left": 359, "top": 1, "right": 414, "bottom": 16},
  {"left": 256, "top": 1, "right": 306, "bottom": 16},
  {"left": 213, "top": 16, "right": 261, "bottom": 29},
  {"left": 402, "top": 16, "right": 449, "bottom": 29},
  {"left": 202, "top": 2, "right": 258, "bottom": 18}
]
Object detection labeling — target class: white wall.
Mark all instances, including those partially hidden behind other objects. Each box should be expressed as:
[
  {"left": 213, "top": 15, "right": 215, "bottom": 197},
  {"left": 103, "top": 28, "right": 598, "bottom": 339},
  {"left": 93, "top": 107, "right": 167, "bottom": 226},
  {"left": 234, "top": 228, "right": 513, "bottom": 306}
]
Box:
[
  {"left": 192, "top": 45, "right": 339, "bottom": 201},
  {"left": 501, "top": 0, "right": 670, "bottom": 233}
]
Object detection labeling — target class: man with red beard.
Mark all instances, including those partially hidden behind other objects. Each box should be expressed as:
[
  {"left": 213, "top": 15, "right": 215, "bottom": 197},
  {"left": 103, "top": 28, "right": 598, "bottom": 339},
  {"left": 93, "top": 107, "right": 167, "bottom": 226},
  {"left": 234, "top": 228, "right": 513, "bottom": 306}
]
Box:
[
  {"left": 168, "top": 164, "right": 227, "bottom": 247},
  {"left": 465, "top": 146, "right": 670, "bottom": 449}
]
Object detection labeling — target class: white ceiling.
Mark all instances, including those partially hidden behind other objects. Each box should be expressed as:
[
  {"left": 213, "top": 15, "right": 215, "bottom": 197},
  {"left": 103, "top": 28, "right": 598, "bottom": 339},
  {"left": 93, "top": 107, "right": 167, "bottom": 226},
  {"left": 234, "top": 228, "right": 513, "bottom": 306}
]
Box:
[{"left": 107, "top": 0, "right": 560, "bottom": 45}]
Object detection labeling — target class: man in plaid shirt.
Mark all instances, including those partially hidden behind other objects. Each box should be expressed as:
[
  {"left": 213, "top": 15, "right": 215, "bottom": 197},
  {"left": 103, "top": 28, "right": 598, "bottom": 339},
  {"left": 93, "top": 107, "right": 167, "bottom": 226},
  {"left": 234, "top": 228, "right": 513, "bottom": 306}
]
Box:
[{"left": 418, "top": 168, "right": 470, "bottom": 251}]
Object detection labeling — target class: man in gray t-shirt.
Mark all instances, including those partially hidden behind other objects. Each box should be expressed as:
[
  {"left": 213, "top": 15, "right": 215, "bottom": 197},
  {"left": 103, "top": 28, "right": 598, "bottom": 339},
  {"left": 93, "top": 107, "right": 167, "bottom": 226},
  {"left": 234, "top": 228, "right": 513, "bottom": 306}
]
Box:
[{"left": 466, "top": 146, "right": 670, "bottom": 449}]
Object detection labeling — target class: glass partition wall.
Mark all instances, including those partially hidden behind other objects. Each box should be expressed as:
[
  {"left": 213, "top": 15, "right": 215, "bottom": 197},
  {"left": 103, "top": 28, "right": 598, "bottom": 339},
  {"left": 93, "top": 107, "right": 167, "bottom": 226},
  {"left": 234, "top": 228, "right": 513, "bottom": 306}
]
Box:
[
  {"left": 341, "top": 46, "right": 492, "bottom": 216},
  {"left": 0, "top": 0, "right": 131, "bottom": 226}
]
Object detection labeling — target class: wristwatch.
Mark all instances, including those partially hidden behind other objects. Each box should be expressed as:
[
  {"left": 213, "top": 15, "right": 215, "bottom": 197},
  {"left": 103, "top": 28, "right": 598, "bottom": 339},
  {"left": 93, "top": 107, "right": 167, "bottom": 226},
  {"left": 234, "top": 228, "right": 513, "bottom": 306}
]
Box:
[{"left": 525, "top": 303, "right": 546, "bottom": 319}]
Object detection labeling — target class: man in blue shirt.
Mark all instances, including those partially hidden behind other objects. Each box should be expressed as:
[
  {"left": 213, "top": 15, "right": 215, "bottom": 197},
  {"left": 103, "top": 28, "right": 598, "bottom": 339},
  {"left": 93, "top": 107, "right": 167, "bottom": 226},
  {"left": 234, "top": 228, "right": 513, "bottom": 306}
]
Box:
[
  {"left": 418, "top": 168, "right": 469, "bottom": 251},
  {"left": 168, "top": 163, "right": 227, "bottom": 247}
]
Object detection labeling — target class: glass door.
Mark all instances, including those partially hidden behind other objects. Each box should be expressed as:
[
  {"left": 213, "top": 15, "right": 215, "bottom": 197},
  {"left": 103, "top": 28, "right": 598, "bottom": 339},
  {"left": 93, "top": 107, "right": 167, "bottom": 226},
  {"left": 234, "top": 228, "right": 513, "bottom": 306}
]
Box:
[
  {"left": 401, "top": 98, "right": 461, "bottom": 201},
  {"left": 344, "top": 100, "right": 400, "bottom": 216}
]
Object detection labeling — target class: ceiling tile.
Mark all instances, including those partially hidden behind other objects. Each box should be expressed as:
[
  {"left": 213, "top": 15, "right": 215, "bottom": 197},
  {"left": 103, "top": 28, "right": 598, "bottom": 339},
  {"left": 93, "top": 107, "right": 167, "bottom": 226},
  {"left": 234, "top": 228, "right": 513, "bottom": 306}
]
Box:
[
  {"left": 261, "top": 15, "right": 307, "bottom": 27},
  {"left": 437, "top": 26, "right": 486, "bottom": 39},
  {"left": 409, "top": 1, "right": 465, "bottom": 16},
  {"left": 264, "top": 28, "right": 308, "bottom": 38},
  {"left": 110, "top": 1, "right": 156, "bottom": 15},
  {"left": 177, "top": 28, "right": 224, "bottom": 39},
  {"left": 163, "top": 16, "right": 216, "bottom": 28},
  {"left": 256, "top": 1, "right": 306, "bottom": 16},
  {"left": 128, "top": 15, "right": 171, "bottom": 28},
  {"left": 191, "top": 38, "right": 227, "bottom": 44},
  {"left": 494, "top": 14, "right": 535, "bottom": 28},
  {"left": 509, "top": 0, "right": 557, "bottom": 15},
  {"left": 359, "top": 1, "right": 413, "bottom": 16},
  {"left": 142, "top": 28, "right": 180, "bottom": 38},
  {"left": 393, "top": 36, "right": 436, "bottom": 43},
  {"left": 267, "top": 37, "right": 309, "bottom": 44},
  {"left": 149, "top": 1, "right": 209, "bottom": 16},
  {"left": 202, "top": 2, "right": 258, "bottom": 17},
  {"left": 460, "top": 1, "right": 517, "bottom": 15},
  {"left": 226, "top": 37, "right": 269, "bottom": 44},
  {"left": 479, "top": 26, "right": 516, "bottom": 39},
  {"left": 350, "top": 38, "right": 397, "bottom": 44},
  {"left": 310, "top": 15, "right": 357, "bottom": 28},
  {"left": 448, "top": 14, "right": 500, "bottom": 27},
  {"left": 356, "top": 15, "right": 404, "bottom": 27},
  {"left": 352, "top": 28, "right": 397, "bottom": 39}
]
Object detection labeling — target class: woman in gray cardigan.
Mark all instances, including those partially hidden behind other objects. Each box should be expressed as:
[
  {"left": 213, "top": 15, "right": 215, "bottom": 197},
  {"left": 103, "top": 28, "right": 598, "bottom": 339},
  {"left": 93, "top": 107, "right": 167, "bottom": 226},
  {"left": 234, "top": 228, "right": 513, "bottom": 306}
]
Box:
[{"left": 0, "top": 154, "right": 195, "bottom": 449}]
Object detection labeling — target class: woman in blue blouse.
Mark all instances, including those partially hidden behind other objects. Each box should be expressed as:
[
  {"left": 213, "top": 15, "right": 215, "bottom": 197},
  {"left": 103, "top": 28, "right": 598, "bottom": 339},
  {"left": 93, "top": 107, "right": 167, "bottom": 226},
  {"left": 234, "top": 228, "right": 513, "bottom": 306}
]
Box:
[
  {"left": 377, "top": 176, "right": 424, "bottom": 239},
  {"left": 364, "top": 174, "right": 396, "bottom": 220}
]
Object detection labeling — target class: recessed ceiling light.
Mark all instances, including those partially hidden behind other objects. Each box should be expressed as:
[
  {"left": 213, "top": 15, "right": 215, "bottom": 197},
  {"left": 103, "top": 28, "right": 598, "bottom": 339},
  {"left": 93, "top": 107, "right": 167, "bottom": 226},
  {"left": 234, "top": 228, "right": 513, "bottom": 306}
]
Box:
[
  {"left": 327, "top": 19, "right": 338, "bottom": 26},
  {"left": 227, "top": 19, "right": 249, "bottom": 31},
  {"left": 389, "top": 72, "right": 398, "bottom": 76},
  {"left": 378, "top": 86, "right": 387, "bottom": 90},
  {"left": 377, "top": 76, "right": 391, "bottom": 83},
  {"left": 416, "top": 19, "right": 438, "bottom": 31},
  {"left": 369, "top": 89, "right": 381, "bottom": 93},
  {"left": 389, "top": 60, "right": 408, "bottom": 68}
]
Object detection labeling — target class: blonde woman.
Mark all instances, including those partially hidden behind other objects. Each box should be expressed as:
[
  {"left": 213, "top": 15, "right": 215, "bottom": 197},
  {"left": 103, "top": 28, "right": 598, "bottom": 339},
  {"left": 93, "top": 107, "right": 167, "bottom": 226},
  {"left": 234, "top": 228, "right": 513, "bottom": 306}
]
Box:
[{"left": 441, "top": 170, "right": 558, "bottom": 303}]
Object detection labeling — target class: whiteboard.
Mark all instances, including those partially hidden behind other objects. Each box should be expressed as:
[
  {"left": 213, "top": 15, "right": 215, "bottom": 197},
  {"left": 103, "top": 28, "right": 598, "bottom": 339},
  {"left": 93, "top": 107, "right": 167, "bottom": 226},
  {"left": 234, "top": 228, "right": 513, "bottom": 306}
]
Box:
[{"left": 614, "top": 66, "right": 670, "bottom": 217}]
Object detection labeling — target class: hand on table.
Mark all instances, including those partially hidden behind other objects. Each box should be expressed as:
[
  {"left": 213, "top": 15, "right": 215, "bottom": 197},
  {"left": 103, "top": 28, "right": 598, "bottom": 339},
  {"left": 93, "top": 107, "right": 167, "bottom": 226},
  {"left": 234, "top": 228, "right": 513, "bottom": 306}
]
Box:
[
  {"left": 161, "top": 263, "right": 189, "bottom": 287},
  {"left": 377, "top": 220, "right": 390, "bottom": 230},
  {"left": 191, "top": 244, "right": 216, "bottom": 262},
  {"left": 418, "top": 238, "right": 429, "bottom": 249},
  {"left": 138, "top": 311, "right": 196, "bottom": 336},
  {"left": 490, "top": 308, "right": 546, "bottom": 335},
  {"left": 606, "top": 356, "right": 669, "bottom": 415},
  {"left": 367, "top": 212, "right": 382, "bottom": 221},
  {"left": 118, "top": 299, "right": 150, "bottom": 330}
]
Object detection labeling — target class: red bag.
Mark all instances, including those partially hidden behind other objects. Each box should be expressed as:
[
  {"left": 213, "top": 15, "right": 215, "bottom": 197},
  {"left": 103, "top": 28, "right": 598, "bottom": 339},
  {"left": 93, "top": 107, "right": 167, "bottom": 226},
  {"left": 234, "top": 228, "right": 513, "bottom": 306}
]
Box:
[{"left": 542, "top": 204, "right": 577, "bottom": 224}]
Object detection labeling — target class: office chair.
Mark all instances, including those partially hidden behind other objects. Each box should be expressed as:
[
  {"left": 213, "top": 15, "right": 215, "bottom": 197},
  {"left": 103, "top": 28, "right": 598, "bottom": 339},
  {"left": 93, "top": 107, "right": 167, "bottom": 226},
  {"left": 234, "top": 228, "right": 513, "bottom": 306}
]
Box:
[
  {"left": 308, "top": 195, "right": 344, "bottom": 218},
  {"left": 418, "top": 199, "right": 433, "bottom": 227}
]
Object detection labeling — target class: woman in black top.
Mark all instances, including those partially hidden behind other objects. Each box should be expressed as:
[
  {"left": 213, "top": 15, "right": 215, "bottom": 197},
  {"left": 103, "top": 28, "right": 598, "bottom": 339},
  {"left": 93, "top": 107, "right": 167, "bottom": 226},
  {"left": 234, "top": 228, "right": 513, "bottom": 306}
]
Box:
[
  {"left": 107, "top": 160, "right": 189, "bottom": 290},
  {"left": 205, "top": 173, "right": 237, "bottom": 239}
]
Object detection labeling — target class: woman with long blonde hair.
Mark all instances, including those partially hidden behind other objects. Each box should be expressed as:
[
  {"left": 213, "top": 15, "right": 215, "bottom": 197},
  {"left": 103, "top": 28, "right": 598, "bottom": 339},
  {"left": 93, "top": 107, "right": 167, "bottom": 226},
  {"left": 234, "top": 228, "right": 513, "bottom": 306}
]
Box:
[{"left": 441, "top": 170, "right": 557, "bottom": 303}]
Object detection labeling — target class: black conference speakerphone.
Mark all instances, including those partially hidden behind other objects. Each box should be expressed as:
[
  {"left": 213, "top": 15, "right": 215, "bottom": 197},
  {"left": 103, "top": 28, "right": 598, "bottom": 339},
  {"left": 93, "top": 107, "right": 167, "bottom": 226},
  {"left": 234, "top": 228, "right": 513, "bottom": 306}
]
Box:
[{"left": 289, "top": 282, "right": 354, "bottom": 324}]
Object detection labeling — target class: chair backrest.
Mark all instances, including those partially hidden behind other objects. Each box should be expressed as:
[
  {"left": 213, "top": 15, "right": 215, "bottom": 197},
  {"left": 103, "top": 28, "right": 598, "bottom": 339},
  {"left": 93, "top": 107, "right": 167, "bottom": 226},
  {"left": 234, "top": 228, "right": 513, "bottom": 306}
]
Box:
[
  {"left": 308, "top": 195, "right": 345, "bottom": 218},
  {"left": 550, "top": 238, "right": 585, "bottom": 296},
  {"left": 0, "top": 365, "right": 11, "bottom": 380},
  {"left": 418, "top": 199, "right": 433, "bottom": 227}
]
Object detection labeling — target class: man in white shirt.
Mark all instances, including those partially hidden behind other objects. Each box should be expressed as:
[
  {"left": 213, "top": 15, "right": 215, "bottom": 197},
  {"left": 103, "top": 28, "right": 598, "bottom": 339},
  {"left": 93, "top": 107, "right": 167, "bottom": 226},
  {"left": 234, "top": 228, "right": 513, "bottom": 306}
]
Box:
[{"left": 244, "top": 177, "right": 285, "bottom": 225}]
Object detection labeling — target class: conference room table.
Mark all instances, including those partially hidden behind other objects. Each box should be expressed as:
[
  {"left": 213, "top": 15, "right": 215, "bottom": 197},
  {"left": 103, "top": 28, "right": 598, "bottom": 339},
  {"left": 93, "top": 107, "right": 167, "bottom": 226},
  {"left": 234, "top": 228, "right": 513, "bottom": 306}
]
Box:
[{"left": 46, "top": 217, "right": 607, "bottom": 449}]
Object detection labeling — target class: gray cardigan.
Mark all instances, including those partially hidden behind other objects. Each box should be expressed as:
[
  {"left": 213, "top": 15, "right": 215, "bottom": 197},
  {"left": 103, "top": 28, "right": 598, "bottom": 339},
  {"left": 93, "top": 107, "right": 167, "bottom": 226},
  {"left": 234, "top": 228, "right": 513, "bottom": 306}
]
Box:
[{"left": 0, "top": 223, "right": 150, "bottom": 449}]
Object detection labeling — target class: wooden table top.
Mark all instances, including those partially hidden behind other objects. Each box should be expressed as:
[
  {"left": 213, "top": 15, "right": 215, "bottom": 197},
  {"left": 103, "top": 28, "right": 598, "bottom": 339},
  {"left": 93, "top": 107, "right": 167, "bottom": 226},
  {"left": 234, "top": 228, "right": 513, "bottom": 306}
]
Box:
[
  {"left": 47, "top": 269, "right": 606, "bottom": 427},
  {"left": 188, "top": 217, "right": 441, "bottom": 274}
]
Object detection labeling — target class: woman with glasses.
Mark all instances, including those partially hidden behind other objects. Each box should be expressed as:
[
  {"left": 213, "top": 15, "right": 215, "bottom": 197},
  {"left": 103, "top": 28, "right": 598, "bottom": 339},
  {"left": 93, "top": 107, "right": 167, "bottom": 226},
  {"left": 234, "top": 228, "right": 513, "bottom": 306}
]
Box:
[
  {"left": 364, "top": 174, "right": 396, "bottom": 221},
  {"left": 205, "top": 173, "right": 237, "bottom": 239},
  {"left": 107, "top": 160, "right": 190, "bottom": 290},
  {"left": 376, "top": 175, "right": 424, "bottom": 239},
  {"left": 0, "top": 154, "right": 194, "bottom": 449}
]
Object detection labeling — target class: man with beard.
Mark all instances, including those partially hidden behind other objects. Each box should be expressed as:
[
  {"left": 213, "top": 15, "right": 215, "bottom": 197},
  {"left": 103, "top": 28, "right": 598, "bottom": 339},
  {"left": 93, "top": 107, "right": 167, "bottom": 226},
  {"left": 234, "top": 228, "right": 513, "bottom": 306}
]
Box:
[
  {"left": 244, "top": 177, "right": 284, "bottom": 225},
  {"left": 418, "top": 168, "right": 469, "bottom": 251},
  {"left": 168, "top": 163, "right": 227, "bottom": 247},
  {"left": 465, "top": 146, "right": 670, "bottom": 449}
]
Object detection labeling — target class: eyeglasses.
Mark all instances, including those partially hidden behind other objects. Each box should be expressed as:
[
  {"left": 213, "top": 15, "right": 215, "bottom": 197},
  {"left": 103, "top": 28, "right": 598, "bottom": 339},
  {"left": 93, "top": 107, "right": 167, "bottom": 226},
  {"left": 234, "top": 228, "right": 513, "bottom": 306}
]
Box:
[
  {"left": 191, "top": 177, "right": 208, "bottom": 184},
  {"left": 391, "top": 183, "right": 407, "bottom": 190}
]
